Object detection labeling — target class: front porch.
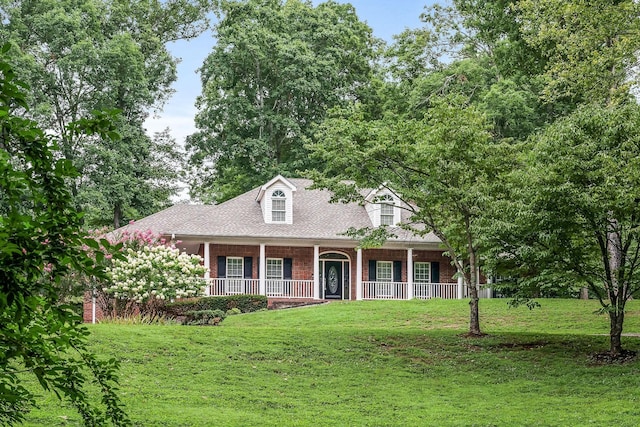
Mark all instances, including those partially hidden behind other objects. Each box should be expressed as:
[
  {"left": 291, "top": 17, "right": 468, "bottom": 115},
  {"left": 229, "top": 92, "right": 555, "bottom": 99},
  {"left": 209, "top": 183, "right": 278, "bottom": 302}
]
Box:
[{"left": 204, "top": 278, "right": 493, "bottom": 301}]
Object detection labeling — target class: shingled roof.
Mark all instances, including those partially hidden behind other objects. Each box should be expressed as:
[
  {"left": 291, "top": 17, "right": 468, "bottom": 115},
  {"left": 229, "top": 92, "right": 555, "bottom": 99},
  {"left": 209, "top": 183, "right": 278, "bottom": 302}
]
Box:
[{"left": 114, "top": 178, "right": 441, "bottom": 248}]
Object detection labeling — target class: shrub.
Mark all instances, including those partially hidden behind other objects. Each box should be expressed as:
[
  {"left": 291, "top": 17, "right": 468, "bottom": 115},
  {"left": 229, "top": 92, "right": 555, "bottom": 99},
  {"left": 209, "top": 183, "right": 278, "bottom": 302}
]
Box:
[
  {"left": 184, "top": 310, "right": 226, "bottom": 326},
  {"left": 226, "top": 307, "right": 242, "bottom": 316},
  {"left": 103, "top": 245, "right": 206, "bottom": 319},
  {"left": 162, "top": 295, "right": 267, "bottom": 318}
]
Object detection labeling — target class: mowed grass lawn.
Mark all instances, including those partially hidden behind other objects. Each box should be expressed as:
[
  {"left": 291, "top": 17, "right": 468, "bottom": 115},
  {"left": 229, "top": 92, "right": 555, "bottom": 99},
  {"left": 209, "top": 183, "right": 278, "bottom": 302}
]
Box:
[{"left": 24, "top": 299, "right": 640, "bottom": 426}]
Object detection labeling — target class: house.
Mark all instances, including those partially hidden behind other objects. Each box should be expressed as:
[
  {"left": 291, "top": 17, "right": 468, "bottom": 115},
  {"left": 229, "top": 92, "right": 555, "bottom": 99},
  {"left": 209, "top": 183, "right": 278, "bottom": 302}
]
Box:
[{"left": 84, "top": 175, "right": 491, "bottom": 320}]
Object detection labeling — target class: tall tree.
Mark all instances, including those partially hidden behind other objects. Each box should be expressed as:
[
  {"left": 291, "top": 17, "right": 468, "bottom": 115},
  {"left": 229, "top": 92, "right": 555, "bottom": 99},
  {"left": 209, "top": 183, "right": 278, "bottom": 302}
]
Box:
[
  {"left": 309, "top": 98, "right": 510, "bottom": 336},
  {"left": 187, "top": 0, "right": 376, "bottom": 202},
  {"left": 488, "top": 0, "right": 640, "bottom": 356},
  {"left": 0, "top": 53, "right": 129, "bottom": 426},
  {"left": 0, "top": 0, "right": 211, "bottom": 226},
  {"left": 516, "top": 0, "right": 640, "bottom": 105},
  {"left": 493, "top": 103, "right": 640, "bottom": 357}
]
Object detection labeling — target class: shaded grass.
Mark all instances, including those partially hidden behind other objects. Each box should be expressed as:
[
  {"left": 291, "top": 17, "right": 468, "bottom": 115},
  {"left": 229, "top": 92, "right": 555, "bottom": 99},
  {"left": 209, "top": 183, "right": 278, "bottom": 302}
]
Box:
[{"left": 23, "top": 299, "right": 640, "bottom": 426}]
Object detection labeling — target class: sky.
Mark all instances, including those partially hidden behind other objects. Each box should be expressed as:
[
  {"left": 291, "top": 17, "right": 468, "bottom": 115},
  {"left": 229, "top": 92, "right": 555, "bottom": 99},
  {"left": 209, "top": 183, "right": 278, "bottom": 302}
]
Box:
[{"left": 143, "top": 1, "right": 431, "bottom": 147}]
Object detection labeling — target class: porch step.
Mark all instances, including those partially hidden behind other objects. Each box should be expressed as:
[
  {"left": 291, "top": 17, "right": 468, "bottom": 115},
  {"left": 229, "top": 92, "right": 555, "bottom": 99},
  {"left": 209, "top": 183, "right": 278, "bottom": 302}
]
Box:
[{"left": 268, "top": 299, "right": 330, "bottom": 310}]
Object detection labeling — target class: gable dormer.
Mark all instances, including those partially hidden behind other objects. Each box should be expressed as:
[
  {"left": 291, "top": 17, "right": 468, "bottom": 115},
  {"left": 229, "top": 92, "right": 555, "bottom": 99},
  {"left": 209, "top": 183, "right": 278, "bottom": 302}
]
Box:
[
  {"left": 365, "top": 186, "right": 401, "bottom": 227},
  {"left": 256, "top": 175, "right": 297, "bottom": 224}
]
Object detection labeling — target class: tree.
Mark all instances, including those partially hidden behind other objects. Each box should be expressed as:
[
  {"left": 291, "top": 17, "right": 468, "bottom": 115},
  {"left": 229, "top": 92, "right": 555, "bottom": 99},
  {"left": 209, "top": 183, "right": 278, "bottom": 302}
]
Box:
[
  {"left": 491, "top": 103, "right": 640, "bottom": 357},
  {"left": 0, "top": 52, "right": 129, "bottom": 426},
  {"left": 187, "top": 0, "right": 377, "bottom": 202},
  {"left": 309, "top": 98, "right": 510, "bottom": 336},
  {"left": 0, "top": 0, "right": 212, "bottom": 226},
  {"left": 516, "top": 0, "right": 640, "bottom": 105}
]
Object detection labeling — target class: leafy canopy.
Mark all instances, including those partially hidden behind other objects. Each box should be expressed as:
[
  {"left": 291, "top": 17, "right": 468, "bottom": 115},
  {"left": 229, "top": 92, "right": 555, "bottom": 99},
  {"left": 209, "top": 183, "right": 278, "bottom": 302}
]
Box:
[{"left": 0, "top": 50, "right": 129, "bottom": 426}]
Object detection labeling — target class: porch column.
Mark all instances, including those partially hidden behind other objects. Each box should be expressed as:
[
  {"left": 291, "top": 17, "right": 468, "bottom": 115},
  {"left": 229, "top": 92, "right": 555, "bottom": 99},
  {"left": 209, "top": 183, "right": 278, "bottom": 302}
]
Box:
[
  {"left": 92, "top": 288, "right": 96, "bottom": 324},
  {"left": 356, "top": 248, "right": 363, "bottom": 300},
  {"left": 203, "top": 242, "right": 211, "bottom": 296},
  {"left": 259, "top": 243, "right": 266, "bottom": 296},
  {"left": 313, "top": 245, "right": 320, "bottom": 300},
  {"left": 486, "top": 277, "right": 493, "bottom": 299},
  {"left": 457, "top": 275, "right": 464, "bottom": 300},
  {"left": 407, "top": 248, "right": 413, "bottom": 300}
]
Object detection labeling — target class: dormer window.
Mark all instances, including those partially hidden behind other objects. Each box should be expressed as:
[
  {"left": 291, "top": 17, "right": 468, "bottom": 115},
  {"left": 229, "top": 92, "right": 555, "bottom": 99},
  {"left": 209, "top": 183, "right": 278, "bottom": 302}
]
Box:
[
  {"left": 365, "top": 188, "right": 401, "bottom": 227},
  {"left": 271, "top": 190, "right": 286, "bottom": 222},
  {"left": 256, "top": 175, "right": 296, "bottom": 224},
  {"left": 379, "top": 195, "right": 395, "bottom": 226}
]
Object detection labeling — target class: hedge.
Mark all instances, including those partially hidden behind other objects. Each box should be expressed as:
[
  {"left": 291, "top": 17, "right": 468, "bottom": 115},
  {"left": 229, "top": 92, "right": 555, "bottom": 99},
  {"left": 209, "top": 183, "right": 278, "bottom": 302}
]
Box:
[{"left": 162, "top": 295, "right": 267, "bottom": 317}]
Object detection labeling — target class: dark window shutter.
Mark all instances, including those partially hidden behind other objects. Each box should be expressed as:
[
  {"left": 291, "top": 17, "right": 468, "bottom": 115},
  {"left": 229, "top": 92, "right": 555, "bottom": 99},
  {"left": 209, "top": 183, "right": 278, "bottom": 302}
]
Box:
[
  {"left": 244, "top": 257, "right": 253, "bottom": 278},
  {"left": 284, "top": 258, "right": 293, "bottom": 280},
  {"left": 368, "top": 260, "right": 377, "bottom": 281},
  {"left": 431, "top": 262, "right": 440, "bottom": 283},
  {"left": 218, "top": 256, "right": 226, "bottom": 278},
  {"left": 393, "top": 261, "right": 402, "bottom": 282}
]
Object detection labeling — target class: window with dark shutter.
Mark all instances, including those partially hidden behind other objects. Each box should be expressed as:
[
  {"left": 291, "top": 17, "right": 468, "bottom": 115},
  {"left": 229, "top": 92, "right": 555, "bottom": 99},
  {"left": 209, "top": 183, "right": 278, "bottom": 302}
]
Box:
[
  {"left": 393, "top": 261, "right": 402, "bottom": 282},
  {"left": 283, "top": 258, "right": 293, "bottom": 280},
  {"left": 431, "top": 262, "right": 440, "bottom": 283},
  {"left": 217, "top": 256, "right": 226, "bottom": 278},
  {"left": 244, "top": 257, "right": 253, "bottom": 279},
  {"left": 368, "top": 260, "right": 377, "bottom": 281}
]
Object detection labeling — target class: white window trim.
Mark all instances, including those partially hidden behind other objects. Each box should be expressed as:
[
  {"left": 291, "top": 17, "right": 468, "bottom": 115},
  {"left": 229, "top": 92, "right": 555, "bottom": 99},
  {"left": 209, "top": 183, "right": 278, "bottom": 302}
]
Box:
[
  {"left": 414, "top": 262, "right": 431, "bottom": 283},
  {"left": 271, "top": 190, "right": 286, "bottom": 223},
  {"left": 226, "top": 257, "right": 244, "bottom": 278},
  {"left": 266, "top": 258, "right": 283, "bottom": 280},
  {"left": 376, "top": 261, "right": 393, "bottom": 282}
]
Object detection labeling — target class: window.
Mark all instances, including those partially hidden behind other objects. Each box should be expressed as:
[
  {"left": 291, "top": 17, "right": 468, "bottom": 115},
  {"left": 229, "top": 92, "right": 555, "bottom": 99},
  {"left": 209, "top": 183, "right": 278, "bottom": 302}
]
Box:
[
  {"left": 266, "top": 258, "right": 283, "bottom": 279},
  {"left": 226, "top": 257, "right": 243, "bottom": 294},
  {"left": 379, "top": 194, "right": 395, "bottom": 226},
  {"left": 271, "top": 190, "right": 286, "bottom": 222},
  {"left": 266, "top": 258, "right": 283, "bottom": 295},
  {"left": 376, "top": 261, "right": 393, "bottom": 282},
  {"left": 414, "top": 262, "right": 431, "bottom": 283},
  {"left": 226, "top": 257, "right": 243, "bottom": 278}
]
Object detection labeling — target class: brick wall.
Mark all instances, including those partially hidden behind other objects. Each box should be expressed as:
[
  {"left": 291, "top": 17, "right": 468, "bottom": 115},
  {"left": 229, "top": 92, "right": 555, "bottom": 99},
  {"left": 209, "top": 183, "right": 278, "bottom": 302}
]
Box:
[{"left": 83, "top": 290, "right": 104, "bottom": 323}]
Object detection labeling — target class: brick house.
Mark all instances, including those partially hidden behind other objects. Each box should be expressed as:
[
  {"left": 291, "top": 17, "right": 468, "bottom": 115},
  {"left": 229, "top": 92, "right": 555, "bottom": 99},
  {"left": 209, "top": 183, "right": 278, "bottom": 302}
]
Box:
[{"left": 87, "top": 175, "right": 490, "bottom": 319}]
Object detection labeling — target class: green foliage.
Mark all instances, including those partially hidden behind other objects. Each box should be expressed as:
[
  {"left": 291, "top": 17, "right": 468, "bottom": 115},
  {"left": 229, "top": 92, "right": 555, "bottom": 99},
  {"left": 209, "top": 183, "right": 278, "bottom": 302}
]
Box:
[
  {"left": 309, "top": 96, "right": 512, "bottom": 335},
  {"left": 162, "top": 295, "right": 268, "bottom": 317},
  {"left": 0, "top": 53, "right": 129, "bottom": 425},
  {"left": 0, "top": 0, "right": 213, "bottom": 227},
  {"left": 516, "top": 0, "right": 640, "bottom": 105},
  {"left": 490, "top": 102, "right": 640, "bottom": 355},
  {"left": 184, "top": 309, "right": 226, "bottom": 325},
  {"left": 187, "top": 0, "right": 376, "bottom": 202}
]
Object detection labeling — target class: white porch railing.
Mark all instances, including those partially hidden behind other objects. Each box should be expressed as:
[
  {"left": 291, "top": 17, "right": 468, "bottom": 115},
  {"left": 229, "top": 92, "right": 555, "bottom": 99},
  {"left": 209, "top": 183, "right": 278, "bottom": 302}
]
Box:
[
  {"left": 266, "top": 279, "right": 314, "bottom": 298},
  {"left": 362, "top": 281, "right": 492, "bottom": 300},
  {"left": 362, "top": 281, "right": 408, "bottom": 300},
  {"left": 206, "top": 278, "right": 260, "bottom": 296},
  {"left": 205, "top": 278, "right": 314, "bottom": 299},
  {"left": 413, "top": 282, "right": 459, "bottom": 299},
  {"left": 203, "top": 278, "right": 491, "bottom": 300}
]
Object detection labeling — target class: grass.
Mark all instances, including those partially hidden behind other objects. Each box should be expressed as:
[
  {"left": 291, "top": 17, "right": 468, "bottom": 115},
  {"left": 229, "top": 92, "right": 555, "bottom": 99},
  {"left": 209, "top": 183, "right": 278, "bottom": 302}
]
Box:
[{"left": 23, "top": 299, "right": 640, "bottom": 426}]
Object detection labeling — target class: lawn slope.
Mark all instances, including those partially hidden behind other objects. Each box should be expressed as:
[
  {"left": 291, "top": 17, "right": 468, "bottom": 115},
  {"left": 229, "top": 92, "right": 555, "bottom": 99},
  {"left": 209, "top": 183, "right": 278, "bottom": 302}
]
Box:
[{"left": 24, "top": 299, "right": 640, "bottom": 426}]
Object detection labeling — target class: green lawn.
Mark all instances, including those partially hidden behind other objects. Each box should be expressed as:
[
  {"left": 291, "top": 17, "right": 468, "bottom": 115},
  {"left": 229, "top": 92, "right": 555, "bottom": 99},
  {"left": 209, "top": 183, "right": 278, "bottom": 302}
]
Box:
[{"left": 24, "top": 299, "right": 640, "bottom": 426}]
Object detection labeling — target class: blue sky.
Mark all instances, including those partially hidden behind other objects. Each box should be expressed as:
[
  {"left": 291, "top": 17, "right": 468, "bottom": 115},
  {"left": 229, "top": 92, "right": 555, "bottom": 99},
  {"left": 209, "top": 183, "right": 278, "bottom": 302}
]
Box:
[{"left": 144, "top": 1, "right": 431, "bottom": 146}]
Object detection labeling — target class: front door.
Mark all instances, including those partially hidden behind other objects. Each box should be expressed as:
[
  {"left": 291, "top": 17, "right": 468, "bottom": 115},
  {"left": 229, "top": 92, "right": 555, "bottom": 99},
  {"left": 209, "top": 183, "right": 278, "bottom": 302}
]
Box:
[{"left": 324, "top": 261, "right": 343, "bottom": 299}]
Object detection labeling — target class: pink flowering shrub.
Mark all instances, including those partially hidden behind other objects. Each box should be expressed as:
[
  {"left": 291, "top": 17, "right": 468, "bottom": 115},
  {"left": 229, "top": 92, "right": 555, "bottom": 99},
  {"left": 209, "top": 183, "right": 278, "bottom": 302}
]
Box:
[
  {"left": 90, "top": 224, "right": 206, "bottom": 321},
  {"left": 105, "top": 245, "right": 205, "bottom": 319}
]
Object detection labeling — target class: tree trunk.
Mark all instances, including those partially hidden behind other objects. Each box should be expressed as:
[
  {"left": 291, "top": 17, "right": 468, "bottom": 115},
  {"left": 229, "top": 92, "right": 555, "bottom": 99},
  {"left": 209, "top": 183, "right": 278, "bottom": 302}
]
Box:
[
  {"left": 609, "top": 308, "right": 625, "bottom": 356},
  {"left": 468, "top": 284, "right": 481, "bottom": 335},
  {"left": 113, "top": 204, "right": 122, "bottom": 229},
  {"left": 467, "top": 247, "right": 482, "bottom": 336},
  {"left": 606, "top": 220, "right": 625, "bottom": 356},
  {"left": 579, "top": 287, "right": 589, "bottom": 299}
]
